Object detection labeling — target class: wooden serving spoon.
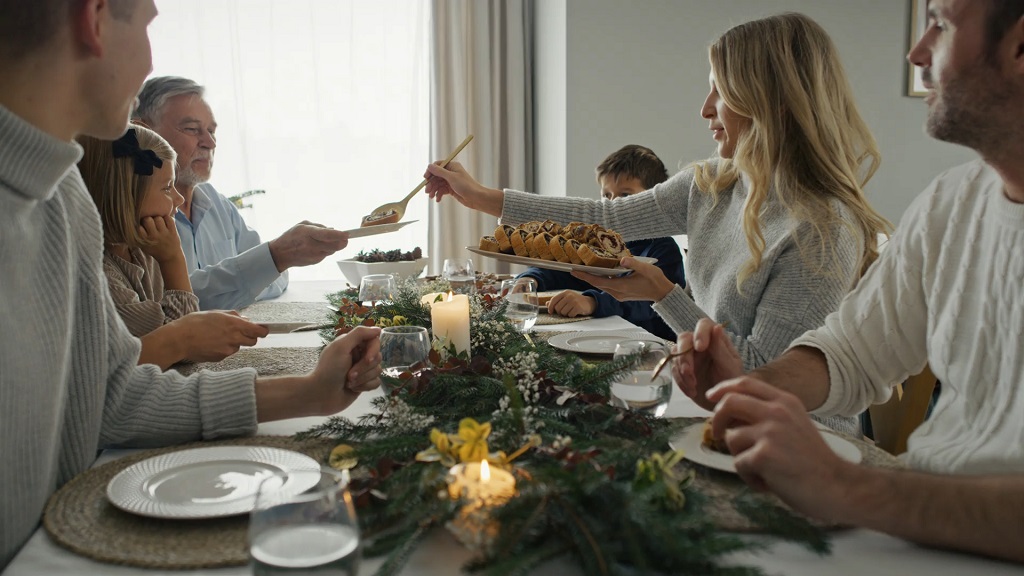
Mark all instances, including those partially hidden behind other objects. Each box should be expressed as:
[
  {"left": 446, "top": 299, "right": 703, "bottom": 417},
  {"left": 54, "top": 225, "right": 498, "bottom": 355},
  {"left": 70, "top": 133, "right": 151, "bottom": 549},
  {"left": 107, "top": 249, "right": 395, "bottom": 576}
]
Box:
[{"left": 361, "top": 134, "right": 474, "bottom": 226}]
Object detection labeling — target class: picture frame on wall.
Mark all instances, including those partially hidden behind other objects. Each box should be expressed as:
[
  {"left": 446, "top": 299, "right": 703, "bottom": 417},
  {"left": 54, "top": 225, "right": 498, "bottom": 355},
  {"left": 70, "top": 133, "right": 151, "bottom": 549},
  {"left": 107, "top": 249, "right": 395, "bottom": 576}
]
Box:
[{"left": 907, "top": 0, "right": 929, "bottom": 97}]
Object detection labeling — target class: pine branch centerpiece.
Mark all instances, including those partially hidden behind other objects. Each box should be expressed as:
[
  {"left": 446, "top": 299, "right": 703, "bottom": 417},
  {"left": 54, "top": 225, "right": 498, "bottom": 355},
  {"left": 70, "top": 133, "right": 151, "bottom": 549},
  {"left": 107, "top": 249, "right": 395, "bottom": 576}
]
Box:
[{"left": 301, "top": 278, "right": 829, "bottom": 575}]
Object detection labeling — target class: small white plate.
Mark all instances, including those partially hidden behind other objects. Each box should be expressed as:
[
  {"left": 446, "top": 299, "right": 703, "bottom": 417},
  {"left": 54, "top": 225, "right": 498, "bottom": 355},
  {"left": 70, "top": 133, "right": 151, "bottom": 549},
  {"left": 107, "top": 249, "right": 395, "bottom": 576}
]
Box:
[
  {"left": 106, "top": 446, "right": 321, "bottom": 519},
  {"left": 342, "top": 220, "right": 418, "bottom": 239},
  {"left": 669, "top": 422, "right": 863, "bottom": 473},
  {"left": 467, "top": 247, "right": 656, "bottom": 278},
  {"left": 546, "top": 330, "right": 664, "bottom": 355}
]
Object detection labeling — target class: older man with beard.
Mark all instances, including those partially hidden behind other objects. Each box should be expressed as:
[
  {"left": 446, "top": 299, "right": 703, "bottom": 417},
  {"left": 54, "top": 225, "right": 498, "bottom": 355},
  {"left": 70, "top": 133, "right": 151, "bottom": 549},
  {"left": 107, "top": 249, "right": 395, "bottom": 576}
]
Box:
[
  {"left": 669, "top": 0, "right": 1024, "bottom": 563},
  {"left": 134, "top": 76, "right": 349, "bottom": 310}
]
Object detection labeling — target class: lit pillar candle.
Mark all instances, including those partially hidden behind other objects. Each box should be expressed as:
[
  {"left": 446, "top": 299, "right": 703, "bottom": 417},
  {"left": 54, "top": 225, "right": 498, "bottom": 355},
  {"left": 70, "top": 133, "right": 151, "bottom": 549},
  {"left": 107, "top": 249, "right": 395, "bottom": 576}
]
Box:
[
  {"left": 447, "top": 460, "right": 516, "bottom": 506},
  {"left": 420, "top": 292, "right": 444, "bottom": 306},
  {"left": 429, "top": 292, "right": 471, "bottom": 355}
]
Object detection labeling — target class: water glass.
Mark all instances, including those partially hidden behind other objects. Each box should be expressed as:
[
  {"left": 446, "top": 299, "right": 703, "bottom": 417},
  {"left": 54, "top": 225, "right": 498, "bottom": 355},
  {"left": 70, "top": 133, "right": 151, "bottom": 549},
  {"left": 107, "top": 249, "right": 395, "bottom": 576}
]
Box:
[
  {"left": 358, "top": 273, "right": 395, "bottom": 306},
  {"left": 501, "top": 277, "right": 539, "bottom": 332},
  {"left": 249, "top": 466, "right": 360, "bottom": 575},
  {"left": 610, "top": 339, "right": 672, "bottom": 417},
  {"left": 442, "top": 257, "right": 475, "bottom": 295},
  {"left": 379, "top": 326, "right": 431, "bottom": 394}
]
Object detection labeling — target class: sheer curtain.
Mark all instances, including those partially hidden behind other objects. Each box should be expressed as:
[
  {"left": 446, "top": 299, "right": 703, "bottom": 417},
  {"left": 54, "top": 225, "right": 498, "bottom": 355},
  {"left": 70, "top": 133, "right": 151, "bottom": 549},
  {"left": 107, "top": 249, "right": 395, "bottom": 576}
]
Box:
[
  {"left": 429, "top": 0, "right": 534, "bottom": 274},
  {"left": 148, "top": 0, "right": 430, "bottom": 281}
]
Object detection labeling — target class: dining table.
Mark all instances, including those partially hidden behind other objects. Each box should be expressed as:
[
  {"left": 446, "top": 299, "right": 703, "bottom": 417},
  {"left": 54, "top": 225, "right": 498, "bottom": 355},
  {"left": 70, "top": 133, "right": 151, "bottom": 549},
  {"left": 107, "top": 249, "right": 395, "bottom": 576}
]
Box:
[{"left": 6, "top": 280, "right": 1024, "bottom": 576}]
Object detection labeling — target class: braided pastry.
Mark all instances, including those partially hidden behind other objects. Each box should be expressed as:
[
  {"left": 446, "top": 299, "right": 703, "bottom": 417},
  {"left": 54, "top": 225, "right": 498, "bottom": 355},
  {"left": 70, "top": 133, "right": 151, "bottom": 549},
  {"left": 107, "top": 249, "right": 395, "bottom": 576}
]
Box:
[
  {"left": 576, "top": 244, "right": 621, "bottom": 268},
  {"left": 494, "top": 224, "right": 517, "bottom": 253},
  {"left": 592, "top": 228, "right": 631, "bottom": 258},
  {"left": 548, "top": 235, "right": 572, "bottom": 263},
  {"left": 510, "top": 230, "right": 532, "bottom": 257},
  {"left": 478, "top": 235, "right": 501, "bottom": 253}
]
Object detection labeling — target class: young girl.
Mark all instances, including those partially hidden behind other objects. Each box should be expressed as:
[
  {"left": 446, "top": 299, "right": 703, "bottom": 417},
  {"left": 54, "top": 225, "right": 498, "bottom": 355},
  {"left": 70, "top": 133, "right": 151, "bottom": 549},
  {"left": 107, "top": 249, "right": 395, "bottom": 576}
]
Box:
[
  {"left": 423, "top": 13, "right": 891, "bottom": 435},
  {"left": 79, "top": 126, "right": 266, "bottom": 369}
]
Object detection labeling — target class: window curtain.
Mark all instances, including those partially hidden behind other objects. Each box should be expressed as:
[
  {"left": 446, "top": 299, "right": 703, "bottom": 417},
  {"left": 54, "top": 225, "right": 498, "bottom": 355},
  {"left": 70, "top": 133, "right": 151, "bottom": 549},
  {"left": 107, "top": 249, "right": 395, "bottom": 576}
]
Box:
[{"left": 428, "top": 0, "right": 535, "bottom": 274}]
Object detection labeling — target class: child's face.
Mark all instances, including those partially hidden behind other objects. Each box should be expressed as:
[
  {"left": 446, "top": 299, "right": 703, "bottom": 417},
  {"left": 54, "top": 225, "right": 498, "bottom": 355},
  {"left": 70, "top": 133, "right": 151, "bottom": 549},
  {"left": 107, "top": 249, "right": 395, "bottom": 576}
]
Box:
[
  {"left": 599, "top": 174, "right": 647, "bottom": 200},
  {"left": 138, "top": 162, "right": 184, "bottom": 220}
]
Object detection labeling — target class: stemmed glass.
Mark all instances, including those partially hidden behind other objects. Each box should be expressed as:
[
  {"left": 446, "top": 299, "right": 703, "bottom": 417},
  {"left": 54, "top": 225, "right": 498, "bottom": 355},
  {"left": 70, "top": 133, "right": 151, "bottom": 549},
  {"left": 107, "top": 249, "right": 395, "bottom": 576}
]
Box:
[
  {"left": 249, "top": 466, "right": 360, "bottom": 575},
  {"left": 501, "top": 277, "right": 539, "bottom": 332},
  {"left": 379, "top": 326, "right": 431, "bottom": 394},
  {"left": 442, "top": 257, "right": 475, "bottom": 295},
  {"left": 610, "top": 339, "right": 672, "bottom": 417},
  {"left": 358, "top": 274, "right": 395, "bottom": 306}
]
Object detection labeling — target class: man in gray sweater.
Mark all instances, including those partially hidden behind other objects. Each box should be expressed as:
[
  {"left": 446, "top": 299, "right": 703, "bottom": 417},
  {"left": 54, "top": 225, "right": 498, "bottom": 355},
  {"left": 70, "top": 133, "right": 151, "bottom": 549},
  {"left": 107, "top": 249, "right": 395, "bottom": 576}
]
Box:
[{"left": 0, "top": 0, "right": 382, "bottom": 568}]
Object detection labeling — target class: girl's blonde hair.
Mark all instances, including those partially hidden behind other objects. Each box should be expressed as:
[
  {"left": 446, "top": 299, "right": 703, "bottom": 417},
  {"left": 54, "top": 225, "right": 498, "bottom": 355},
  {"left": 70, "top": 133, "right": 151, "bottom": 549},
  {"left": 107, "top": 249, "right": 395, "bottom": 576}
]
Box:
[
  {"left": 78, "top": 125, "right": 177, "bottom": 248},
  {"left": 693, "top": 12, "right": 892, "bottom": 290}
]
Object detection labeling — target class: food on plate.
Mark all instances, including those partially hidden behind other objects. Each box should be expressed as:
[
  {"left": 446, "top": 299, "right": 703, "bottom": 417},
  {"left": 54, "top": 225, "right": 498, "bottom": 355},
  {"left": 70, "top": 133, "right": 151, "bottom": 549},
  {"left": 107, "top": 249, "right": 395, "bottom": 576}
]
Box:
[
  {"left": 361, "top": 209, "right": 400, "bottom": 227},
  {"left": 494, "top": 223, "right": 517, "bottom": 252},
  {"left": 477, "top": 220, "right": 630, "bottom": 268},
  {"left": 701, "top": 419, "right": 730, "bottom": 454},
  {"left": 354, "top": 247, "right": 423, "bottom": 263},
  {"left": 510, "top": 230, "right": 532, "bottom": 257},
  {"left": 479, "top": 235, "right": 501, "bottom": 253},
  {"left": 576, "top": 244, "right": 621, "bottom": 268}
]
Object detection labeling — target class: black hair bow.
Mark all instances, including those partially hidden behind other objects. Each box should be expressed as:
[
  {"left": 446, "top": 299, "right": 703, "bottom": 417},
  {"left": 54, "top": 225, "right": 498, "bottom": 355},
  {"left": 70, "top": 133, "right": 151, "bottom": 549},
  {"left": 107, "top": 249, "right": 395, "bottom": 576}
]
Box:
[{"left": 111, "top": 128, "right": 163, "bottom": 176}]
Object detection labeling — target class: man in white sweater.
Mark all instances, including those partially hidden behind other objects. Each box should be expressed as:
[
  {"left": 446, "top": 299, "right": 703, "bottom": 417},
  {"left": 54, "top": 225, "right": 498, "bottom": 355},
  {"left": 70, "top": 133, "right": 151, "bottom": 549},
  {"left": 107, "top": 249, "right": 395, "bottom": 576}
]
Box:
[
  {"left": 672, "top": 0, "right": 1024, "bottom": 563},
  {"left": 0, "top": 0, "right": 382, "bottom": 568}
]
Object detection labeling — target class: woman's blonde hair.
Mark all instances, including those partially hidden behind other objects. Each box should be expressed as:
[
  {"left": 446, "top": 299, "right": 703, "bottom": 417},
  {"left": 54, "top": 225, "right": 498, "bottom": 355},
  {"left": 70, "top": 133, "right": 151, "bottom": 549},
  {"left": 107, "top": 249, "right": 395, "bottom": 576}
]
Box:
[
  {"left": 693, "top": 12, "right": 892, "bottom": 290},
  {"left": 78, "top": 125, "right": 177, "bottom": 248}
]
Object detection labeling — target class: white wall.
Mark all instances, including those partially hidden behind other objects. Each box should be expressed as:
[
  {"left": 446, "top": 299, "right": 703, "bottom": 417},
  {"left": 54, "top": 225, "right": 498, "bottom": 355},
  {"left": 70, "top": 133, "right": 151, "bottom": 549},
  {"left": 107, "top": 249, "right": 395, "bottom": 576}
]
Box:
[{"left": 535, "top": 0, "right": 978, "bottom": 223}]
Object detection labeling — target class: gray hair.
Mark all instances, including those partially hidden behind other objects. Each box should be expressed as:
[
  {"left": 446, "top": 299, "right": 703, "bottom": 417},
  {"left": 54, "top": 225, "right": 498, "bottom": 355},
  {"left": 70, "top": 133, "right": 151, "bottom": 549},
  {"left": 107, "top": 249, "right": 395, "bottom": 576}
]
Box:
[{"left": 133, "top": 76, "right": 206, "bottom": 125}]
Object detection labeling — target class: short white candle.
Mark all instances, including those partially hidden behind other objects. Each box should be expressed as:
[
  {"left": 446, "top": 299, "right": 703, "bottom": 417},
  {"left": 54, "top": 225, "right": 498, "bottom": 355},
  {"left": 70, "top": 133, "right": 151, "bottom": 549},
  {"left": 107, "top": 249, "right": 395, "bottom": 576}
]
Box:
[{"left": 429, "top": 292, "right": 471, "bottom": 355}]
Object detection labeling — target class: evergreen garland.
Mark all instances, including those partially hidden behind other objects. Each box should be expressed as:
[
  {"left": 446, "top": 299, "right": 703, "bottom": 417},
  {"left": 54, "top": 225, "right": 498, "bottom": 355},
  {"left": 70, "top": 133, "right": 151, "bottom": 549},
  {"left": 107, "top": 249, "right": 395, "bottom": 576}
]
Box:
[{"left": 299, "top": 279, "right": 829, "bottom": 574}]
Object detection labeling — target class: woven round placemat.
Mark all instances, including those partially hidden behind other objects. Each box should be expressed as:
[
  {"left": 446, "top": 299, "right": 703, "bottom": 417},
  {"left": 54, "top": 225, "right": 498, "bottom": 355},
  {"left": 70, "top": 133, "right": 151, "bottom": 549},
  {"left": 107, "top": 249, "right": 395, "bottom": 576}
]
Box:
[
  {"left": 43, "top": 435, "right": 334, "bottom": 569},
  {"left": 174, "top": 347, "right": 321, "bottom": 377},
  {"left": 672, "top": 417, "right": 904, "bottom": 531},
  {"left": 239, "top": 301, "right": 334, "bottom": 325},
  {"left": 535, "top": 313, "right": 593, "bottom": 326}
]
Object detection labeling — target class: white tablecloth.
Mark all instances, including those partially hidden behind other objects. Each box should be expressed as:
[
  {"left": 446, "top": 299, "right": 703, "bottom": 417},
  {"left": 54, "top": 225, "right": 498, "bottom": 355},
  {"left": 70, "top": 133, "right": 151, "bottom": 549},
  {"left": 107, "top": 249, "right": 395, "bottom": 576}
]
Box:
[{"left": 7, "top": 281, "right": 1024, "bottom": 576}]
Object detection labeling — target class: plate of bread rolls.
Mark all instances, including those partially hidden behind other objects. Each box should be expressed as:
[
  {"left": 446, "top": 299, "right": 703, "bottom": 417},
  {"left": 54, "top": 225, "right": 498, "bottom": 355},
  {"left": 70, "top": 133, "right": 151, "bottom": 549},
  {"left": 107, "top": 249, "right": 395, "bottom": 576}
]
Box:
[
  {"left": 669, "top": 419, "right": 862, "bottom": 473},
  {"left": 470, "top": 220, "right": 656, "bottom": 278}
]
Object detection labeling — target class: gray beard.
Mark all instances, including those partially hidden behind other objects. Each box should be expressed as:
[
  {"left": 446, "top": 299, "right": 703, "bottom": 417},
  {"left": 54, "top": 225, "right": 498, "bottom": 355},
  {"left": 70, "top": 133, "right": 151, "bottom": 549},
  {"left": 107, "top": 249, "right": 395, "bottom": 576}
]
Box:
[{"left": 175, "top": 163, "right": 209, "bottom": 190}]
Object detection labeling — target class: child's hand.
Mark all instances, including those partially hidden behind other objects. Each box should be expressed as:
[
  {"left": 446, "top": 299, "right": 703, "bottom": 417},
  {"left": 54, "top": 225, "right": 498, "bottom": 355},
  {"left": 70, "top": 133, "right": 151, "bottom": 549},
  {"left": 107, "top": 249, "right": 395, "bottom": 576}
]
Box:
[
  {"left": 547, "top": 290, "right": 597, "bottom": 317},
  {"left": 139, "top": 215, "right": 185, "bottom": 264}
]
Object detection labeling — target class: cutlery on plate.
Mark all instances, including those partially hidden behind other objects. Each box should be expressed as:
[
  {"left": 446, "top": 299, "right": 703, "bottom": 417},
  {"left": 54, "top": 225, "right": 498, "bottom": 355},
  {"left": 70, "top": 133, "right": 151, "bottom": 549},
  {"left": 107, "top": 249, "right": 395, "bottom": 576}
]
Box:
[
  {"left": 362, "top": 134, "right": 474, "bottom": 225},
  {"left": 649, "top": 322, "right": 729, "bottom": 382}
]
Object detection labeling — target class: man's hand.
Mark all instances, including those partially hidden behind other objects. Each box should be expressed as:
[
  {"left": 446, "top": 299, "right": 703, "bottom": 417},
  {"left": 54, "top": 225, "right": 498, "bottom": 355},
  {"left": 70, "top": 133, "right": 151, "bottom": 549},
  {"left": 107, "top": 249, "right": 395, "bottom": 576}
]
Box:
[
  {"left": 547, "top": 290, "right": 597, "bottom": 317},
  {"left": 268, "top": 221, "right": 349, "bottom": 272},
  {"left": 672, "top": 318, "right": 743, "bottom": 411},
  {"left": 570, "top": 256, "right": 676, "bottom": 302},
  {"left": 706, "top": 377, "right": 859, "bottom": 520},
  {"left": 138, "top": 215, "right": 185, "bottom": 265},
  {"left": 307, "top": 326, "right": 382, "bottom": 414},
  {"left": 176, "top": 310, "right": 270, "bottom": 362}
]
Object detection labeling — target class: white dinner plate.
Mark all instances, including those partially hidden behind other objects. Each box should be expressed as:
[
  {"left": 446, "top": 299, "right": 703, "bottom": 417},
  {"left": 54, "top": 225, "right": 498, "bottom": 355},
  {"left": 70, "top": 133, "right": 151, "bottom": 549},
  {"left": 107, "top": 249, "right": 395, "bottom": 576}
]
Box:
[
  {"left": 669, "top": 422, "right": 863, "bottom": 474},
  {"left": 467, "top": 247, "right": 657, "bottom": 278},
  {"left": 341, "top": 220, "right": 418, "bottom": 239},
  {"left": 106, "top": 446, "right": 321, "bottom": 519},
  {"left": 546, "top": 330, "right": 665, "bottom": 355}
]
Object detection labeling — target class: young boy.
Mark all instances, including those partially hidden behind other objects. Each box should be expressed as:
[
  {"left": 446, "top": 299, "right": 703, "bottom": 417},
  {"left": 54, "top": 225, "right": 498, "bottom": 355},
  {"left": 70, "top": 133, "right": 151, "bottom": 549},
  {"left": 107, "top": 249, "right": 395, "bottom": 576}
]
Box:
[{"left": 517, "top": 145, "right": 685, "bottom": 340}]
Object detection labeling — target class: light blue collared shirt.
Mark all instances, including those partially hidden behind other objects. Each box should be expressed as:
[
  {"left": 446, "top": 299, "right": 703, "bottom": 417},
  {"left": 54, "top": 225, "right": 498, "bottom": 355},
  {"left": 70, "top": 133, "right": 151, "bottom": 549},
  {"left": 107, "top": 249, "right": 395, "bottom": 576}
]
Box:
[{"left": 175, "top": 183, "right": 288, "bottom": 311}]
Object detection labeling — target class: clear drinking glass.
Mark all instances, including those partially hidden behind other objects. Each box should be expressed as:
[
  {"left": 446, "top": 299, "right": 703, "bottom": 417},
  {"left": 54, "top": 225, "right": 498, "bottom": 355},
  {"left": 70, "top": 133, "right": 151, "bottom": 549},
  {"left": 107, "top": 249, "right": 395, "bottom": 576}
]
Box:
[
  {"left": 442, "top": 257, "right": 476, "bottom": 295},
  {"left": 610, "top": 339, "right": 672, "bottom": 417},
  {"left": 379, "top": 326, "right": 431, "bottom": 394},
  {"left": 358, "top": 273, "right": 395, "bottom": 306},
  {"left": 501, "top": 277, "right": 539, "bottom": 332},
  {"left": 249, "top": 466, "right": 360, "bottom": 576}
]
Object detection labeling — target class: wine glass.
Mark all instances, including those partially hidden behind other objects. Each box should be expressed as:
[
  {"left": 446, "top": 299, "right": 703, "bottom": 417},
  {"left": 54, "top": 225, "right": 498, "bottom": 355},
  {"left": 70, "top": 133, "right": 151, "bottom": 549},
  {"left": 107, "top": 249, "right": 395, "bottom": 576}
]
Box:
[
  {"left": 442, "top": 257, "right": 475, "bottom": 295},
  {"left": 379, "top": 326, "right": 431, "bottom": 394},
  {"left": 501, "top": 277, "right": 539, "bottom": 332},
  {"left": 358, "top": 274, "right": 395, "bottom": 306},
  {"left": 610, "top": 339, "right": 672, "bottom": 417},
  {"left": 249, "top": 466, "right": 360, "bottom": 575}
]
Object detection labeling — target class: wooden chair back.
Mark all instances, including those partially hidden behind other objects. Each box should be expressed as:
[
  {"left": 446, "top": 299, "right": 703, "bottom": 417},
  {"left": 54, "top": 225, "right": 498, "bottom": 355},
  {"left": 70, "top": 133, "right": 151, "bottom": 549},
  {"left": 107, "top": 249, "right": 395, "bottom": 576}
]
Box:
[{"left": 868, "top": 365, "right": 937, "bottom": 455}]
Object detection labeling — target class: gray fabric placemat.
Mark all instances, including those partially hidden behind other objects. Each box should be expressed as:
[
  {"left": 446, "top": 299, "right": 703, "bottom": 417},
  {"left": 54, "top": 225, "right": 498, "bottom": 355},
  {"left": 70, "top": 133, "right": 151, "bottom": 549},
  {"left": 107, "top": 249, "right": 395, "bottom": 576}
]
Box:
[
  {"left": 239, "top": 301, "right": 334, "bottom": 325},
  {"left": 173, "top": 347, "right": 321, "bottom": 377}
]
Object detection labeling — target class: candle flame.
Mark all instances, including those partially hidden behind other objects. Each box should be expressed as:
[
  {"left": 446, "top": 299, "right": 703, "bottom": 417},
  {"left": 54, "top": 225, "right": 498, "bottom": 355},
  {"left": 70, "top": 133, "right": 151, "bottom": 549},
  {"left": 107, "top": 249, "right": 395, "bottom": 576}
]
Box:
[
  {"left": 480, "top": 459, "right": 490, "bottom": 482},
  {"left": 446, "top": 291, "right": 454, "bottom": 302}
]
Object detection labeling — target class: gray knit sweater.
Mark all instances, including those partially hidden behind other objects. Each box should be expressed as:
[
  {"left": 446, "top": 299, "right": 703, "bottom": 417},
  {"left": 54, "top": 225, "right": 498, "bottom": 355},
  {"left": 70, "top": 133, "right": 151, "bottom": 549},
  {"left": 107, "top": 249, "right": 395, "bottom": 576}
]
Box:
[
  {"left": 0, "top": 104, "right": 258, "bottom": 569},
  {"left": 502, "top": 163, "right": 863, "bottom": 434}
]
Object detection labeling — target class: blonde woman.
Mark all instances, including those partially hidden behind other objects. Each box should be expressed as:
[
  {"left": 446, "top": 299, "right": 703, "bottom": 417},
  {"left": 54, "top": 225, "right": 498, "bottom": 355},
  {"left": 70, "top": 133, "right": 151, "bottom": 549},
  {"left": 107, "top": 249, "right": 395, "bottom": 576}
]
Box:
[
  {"left": 79, "top": 126, "right": 270, "bottom": 369},
  {"left": 423, "top": 13, "right": 891, "bottom": 434}
]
